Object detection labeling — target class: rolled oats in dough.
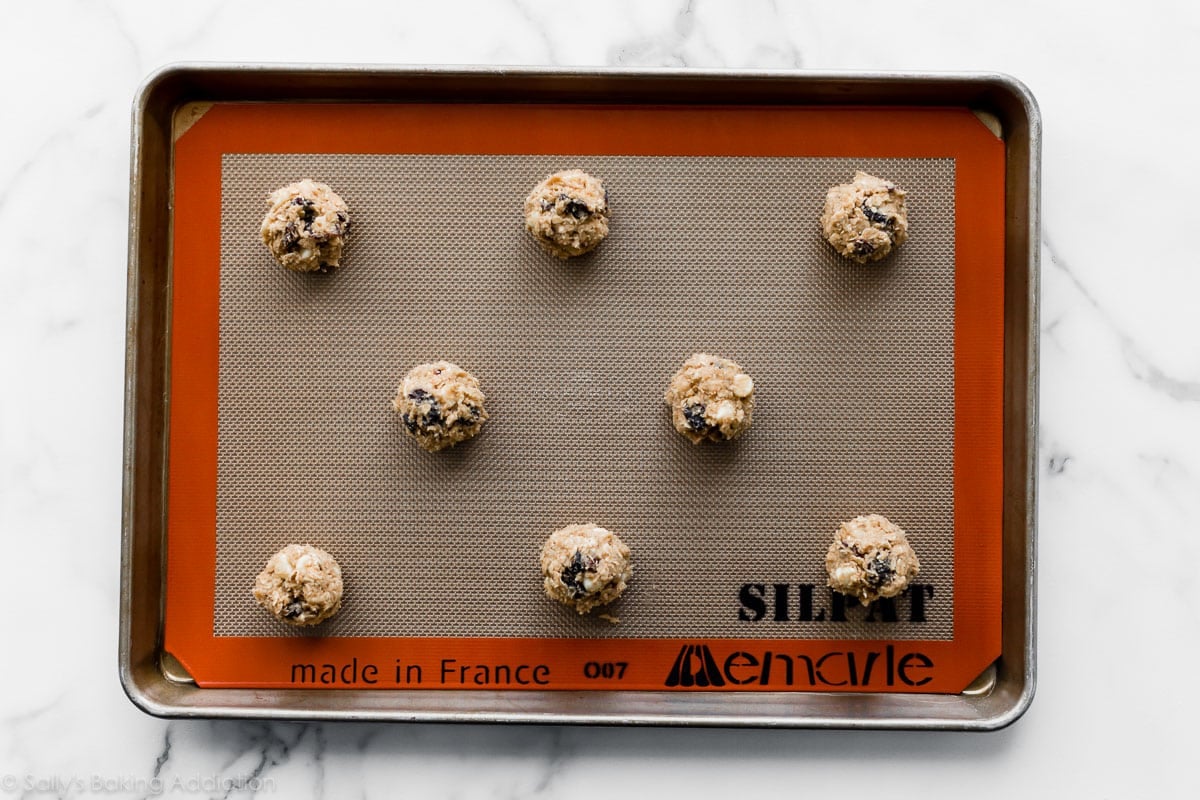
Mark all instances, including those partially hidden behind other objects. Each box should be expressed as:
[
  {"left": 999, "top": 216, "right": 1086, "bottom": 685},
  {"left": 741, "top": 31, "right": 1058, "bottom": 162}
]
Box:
[
  {"left": 820, "top": 171, "right": 909, "bottom": 264},
  {"left": 392, "top": 361, "right": 488, "bottom": 452},
  {"left": 252, "top": 543, "right": 343, "bottom": 626},
  {"left": 664, "top": 353, "right": 756, "bottom": 444},
  {"left": 540, "top": 523, "right": 632, "bottom": 615},
  {"left": 825, "top": 514, "right": 921, "bottom": 606},
  {"left": 260, "top": 179, "right": 351, "bottom": 272},
  {"left": 523, "top": 169, "right": 611, "bottom": 258}
]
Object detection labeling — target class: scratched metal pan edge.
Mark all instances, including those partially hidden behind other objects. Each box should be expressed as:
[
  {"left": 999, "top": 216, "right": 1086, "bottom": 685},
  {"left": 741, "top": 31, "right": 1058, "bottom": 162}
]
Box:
[{"left": 120, "top": 64, "right": 1039, "bottom": 729}]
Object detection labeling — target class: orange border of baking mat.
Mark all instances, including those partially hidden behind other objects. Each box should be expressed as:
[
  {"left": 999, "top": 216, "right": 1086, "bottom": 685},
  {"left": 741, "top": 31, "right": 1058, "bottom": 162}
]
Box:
[{"left": 166, "top": 104, "right": 1004, "bottom": 692}]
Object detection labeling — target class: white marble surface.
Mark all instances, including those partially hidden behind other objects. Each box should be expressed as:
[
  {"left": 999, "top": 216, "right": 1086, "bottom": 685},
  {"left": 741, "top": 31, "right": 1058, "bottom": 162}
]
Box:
[{"left": 2, "top": 0, "right": 1197, "bottom": 795}]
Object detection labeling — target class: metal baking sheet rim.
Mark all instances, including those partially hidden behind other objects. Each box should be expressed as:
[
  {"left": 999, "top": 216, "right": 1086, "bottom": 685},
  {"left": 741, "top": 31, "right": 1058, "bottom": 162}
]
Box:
[{"left": 120, "top": 64, "right": 1039, "bottom": 729}]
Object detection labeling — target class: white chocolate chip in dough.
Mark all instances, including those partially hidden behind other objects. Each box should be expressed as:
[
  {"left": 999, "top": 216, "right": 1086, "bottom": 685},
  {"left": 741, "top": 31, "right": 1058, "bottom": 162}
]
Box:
[
  {"left": 713, "top": 400, "right": 736, "bottom": 421},
  {"left": 269, "top": 552, "right": 293, "bottom": 576}
]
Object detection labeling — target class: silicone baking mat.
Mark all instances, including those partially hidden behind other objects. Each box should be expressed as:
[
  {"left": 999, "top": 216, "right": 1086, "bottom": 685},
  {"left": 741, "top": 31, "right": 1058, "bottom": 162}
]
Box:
[{"left": 165, "top": 104, "right": 1004, "bottom": 692}]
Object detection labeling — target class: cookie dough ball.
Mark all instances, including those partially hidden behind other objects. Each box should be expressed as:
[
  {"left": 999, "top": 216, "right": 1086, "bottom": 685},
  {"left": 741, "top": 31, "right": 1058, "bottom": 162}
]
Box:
[
  {"left": 825, "top": 514, "right": 921, "bottom": 605},
  {"left": 664, "top": 353, "right": 755, "bottom": 444},
  {"left": 523, "top": 170, "right": 610, "bottom": 258},
  {"left": 252, "top": 544, "right": 343, "bottom": 626},
  {"left": 820, "top": 171, "right": 908, "bottom": 264},
  {"left": 392, "top": 361, "right": 488, "bottom": 452},
  {"left": 540, "top": 523, "right": 632, "bottom": 615},
  {"left": 260, "top": 179, "right": 351, "bottom": 272}
]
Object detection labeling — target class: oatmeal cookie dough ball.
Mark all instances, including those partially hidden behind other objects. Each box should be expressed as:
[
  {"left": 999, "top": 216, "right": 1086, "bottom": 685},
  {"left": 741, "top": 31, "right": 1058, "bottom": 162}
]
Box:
[
  {"left": 523, "top": 169, "right": 611, "bottom": 258},
  {"left": 392, "top": 361, "right": 488, "bottom": 452},
  {"left": 260, "top": 179, "right": 351, "bottom": 272},
  {"left": 252, "top": 544, "right": 343, "bottom": 626},
  {"left": 664, "top": 353, "right": 755, "bottom": 444},
  {"left": 825, "top": 514, "right": 921, "bottom": 606},
  {"left": 540, "top": 524, "right": 632, "bottom": 615},
  {"left": 820, "top": 171, "right": 908, "bottom": 264}
]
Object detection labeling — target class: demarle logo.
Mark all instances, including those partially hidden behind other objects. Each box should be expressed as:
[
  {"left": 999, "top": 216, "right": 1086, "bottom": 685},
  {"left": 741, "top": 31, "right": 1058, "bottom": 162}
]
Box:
[
  {"left": 665, "top": 644, "right": 726, "bottom": 687},
  {"left": 663, "top": 643, "right": 935, "bottom": 687}
]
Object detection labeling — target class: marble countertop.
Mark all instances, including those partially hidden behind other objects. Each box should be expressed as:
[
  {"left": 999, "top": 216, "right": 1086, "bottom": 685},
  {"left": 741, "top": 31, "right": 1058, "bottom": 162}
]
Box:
[{"left": 3, "top": 0, "right": 1197, "bottom": 796}]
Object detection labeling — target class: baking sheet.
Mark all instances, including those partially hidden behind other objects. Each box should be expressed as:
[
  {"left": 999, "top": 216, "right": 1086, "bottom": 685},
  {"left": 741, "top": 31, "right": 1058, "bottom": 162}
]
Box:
[{"left": 143, "top": 94, "right": 1016, "bottom": 704}]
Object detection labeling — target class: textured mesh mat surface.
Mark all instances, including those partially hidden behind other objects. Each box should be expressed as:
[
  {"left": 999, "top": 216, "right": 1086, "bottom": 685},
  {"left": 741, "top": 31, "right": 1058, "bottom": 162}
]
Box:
[{"left": 215, "top": 154, "right": 955, "bottom": 640}]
